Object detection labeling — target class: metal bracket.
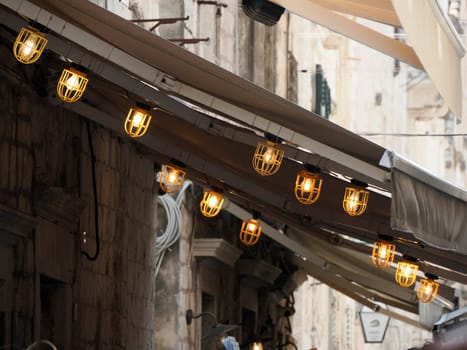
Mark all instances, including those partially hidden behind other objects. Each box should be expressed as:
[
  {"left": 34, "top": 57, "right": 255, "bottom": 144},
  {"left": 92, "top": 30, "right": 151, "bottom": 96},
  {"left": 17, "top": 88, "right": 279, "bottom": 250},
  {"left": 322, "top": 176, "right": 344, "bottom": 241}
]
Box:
[
  {"left": 168, "top": 38, "right": 210, "bottom": 46},
  {"left": 130, "top": 16, "right": 189, "bottom": 32}
]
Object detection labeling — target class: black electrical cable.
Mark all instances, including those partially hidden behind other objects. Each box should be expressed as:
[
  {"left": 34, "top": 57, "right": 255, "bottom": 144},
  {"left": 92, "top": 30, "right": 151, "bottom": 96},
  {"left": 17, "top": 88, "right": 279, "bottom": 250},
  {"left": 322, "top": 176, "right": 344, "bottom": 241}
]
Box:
[{"left": 81, "top": 120, "right": 100, "bottom": 261}]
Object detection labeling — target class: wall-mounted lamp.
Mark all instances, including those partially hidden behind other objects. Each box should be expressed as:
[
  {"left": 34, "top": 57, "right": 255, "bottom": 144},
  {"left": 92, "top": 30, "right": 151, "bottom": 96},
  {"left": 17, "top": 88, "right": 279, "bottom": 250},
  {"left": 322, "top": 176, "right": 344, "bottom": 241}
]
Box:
[
  {"left": 200, "top": 190, "right": 224, "bottom": 217},
  {"left": 186, "top": 309, "right": 239, "bottom": 340},
  {"left": 417, "top": 274, "right": 439, "bottom": 303},
  {"left": 239, "top": 216, "right": 262, "bottom": 246},
  {"left": 57, "top": 67, "right": 88, "bottom": 103},
  {"left": 294, "top": 166, "right": 322, "bottom": 205},
  {"left": 13, "top": 27, "right": 48, "bottom": 64},
  {"left": 159, "top": 163, "right": 186, "bottom": 193},
  {"left": 343, "top": 179, "right": 369, "bottom": 216},
  {"left": 252, "top": 140, "right": 284, "bottom": 176},
  {"left": 371, "top": 240, "right": 396, "bottom": 269},
  {"left": 395, "top": 257, "right": 418, "bottom": 288},
  {"left": 124, "top": 104, "right": 153, "bottom": 138}
]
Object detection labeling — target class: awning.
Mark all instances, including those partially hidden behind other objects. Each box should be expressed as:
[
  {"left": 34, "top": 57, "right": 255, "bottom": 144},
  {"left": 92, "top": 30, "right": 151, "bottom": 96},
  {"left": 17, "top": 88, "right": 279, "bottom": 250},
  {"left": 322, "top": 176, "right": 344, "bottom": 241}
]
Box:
[
  {"left": 381, "top": 151, "right": 467, "bottom": 255},
  {"left": 1, "top": 0, "right": 466, "bottom": 325},
  {"left": 271, "top": 0, "right": 465, "bottom": 120}
]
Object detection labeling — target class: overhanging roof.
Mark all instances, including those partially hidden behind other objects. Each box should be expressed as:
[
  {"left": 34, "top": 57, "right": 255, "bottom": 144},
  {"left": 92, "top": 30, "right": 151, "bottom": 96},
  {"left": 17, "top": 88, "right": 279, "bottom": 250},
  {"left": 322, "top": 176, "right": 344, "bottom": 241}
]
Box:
[
  {"left": 1, "top": 0, "right": 466, "bottom": 327},
  {"left": 271, "top": 0, "right": 465, "bottom": 120}
]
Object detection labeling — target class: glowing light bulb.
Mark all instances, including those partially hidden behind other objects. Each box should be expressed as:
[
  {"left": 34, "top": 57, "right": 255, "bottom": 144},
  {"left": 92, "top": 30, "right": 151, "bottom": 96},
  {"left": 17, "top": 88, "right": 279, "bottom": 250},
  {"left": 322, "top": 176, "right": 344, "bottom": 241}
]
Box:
[
  {"left": 21, "top": 39, "right": 35, "bottom": 57},
  {"left": 343, "top": 186, "right": 369, "bottom": 216},
  {"left": 208, "top": 195, "right": 219, "bottom": 207},
  {"left": 379, "top": 246, "right": 387, "bottom": 259},
  {"left": 132, "top": 111, "right": 144, "bottom": 127},
  {"left": 66, "top": 75, "right": 79, "bottom": 90},
  {"left": 250, "top": 342, "right": 263, "bottom": 350},
  {"left": 248, "top": 222, "right": 256, "bottom": 231},
  {"left": 168, "top": 171, "right": 177, "bottom": 184},
  {"left": 303, "top": 178, "right": 312, "bottom": 191},
  {"left": 263, "top": 149, "right": 274, "bottom": 164},
  {"left": 347, "top": 193, "right": 358, "bottom": 210}
]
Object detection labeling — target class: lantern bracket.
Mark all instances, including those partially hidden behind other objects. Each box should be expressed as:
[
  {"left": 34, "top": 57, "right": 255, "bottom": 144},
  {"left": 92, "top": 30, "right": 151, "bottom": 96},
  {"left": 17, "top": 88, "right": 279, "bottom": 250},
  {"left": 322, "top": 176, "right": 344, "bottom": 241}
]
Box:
[
  {"left": 377, "top": 234, "right": 394, "bottom": 242},
  {"left": 135, "top": 101, "right": 151, "bottom": 111},
  {"left": 402, "top": 255, "right": 417, "bottom": 262},
  {"left": 350, "top": 178, "right": 368, "bottom": 188},
  {"left": 264, "top": 132, "right": 283, "bottom": 144},
  {"left": 170, "top": 159, "right": 186, "bottom": 168},
  {"left": 304, "top": 164, "right": 321, "bottom": 173}
]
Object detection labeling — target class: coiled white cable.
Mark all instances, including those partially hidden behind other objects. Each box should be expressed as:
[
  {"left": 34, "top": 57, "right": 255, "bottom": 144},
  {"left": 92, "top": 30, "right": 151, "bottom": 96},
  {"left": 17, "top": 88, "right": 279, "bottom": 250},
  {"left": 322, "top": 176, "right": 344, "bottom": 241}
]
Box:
[
  {"left": 0, "top": 339, "right": 57, "bottom": 350},
  {"left": 25, "top": 340, "right": 57, "bottom": 350},
  {"left": 155, "top": 180, "right": 193, "bottom": 278}
]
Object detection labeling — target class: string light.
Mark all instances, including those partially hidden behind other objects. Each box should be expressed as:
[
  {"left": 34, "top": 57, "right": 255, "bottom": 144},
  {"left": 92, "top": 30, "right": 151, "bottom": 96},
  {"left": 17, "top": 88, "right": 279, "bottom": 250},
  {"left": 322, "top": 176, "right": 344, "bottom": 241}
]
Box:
[
  {"left": 124, "top": 106, "right": 152, "bottom": 138},
  {"left": 395, "top": 259, "right": 418, "bottom": 288},
  {"left": 417, "top": 276, "right": 439, "bottom": 303},
  {"left": 56, "top": 68, "right": 88, "bottom": 103},
  {"left": 343, "top": 180, "right": 369, "bottom": 216},
  {"left": 294, "top": 170, "right": 322, "bottom": 205},
  {"left": 159, "top": 164, "right": 186, "bottom": 193},
  {"left": 200, "top": 190, "right": 224, "bottom": 217},
  {"left": 13, "top": 27, "right": 47, "bottom": 64},
  {"left": 371, "top": 241, "right": 396, "bottom": 269},
  {"left": 239, "top": 218, "right": 262, "bottom": 246},
  {"left": 252, "top": 141, "right": 284, "bottom": 176}
]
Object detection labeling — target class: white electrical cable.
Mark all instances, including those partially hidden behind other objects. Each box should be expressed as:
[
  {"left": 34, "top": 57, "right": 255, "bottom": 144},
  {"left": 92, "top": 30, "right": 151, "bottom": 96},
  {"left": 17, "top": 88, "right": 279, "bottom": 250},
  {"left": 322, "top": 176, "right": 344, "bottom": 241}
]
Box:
[
  {"left": 155, "top": 179, "right": 193, "bottom": 278},
  {"left": 25, "top": 340, "right": 57, "bottom": 350},
  {"left": 0, "top": 339, "right": 58, "bottom": 350}
]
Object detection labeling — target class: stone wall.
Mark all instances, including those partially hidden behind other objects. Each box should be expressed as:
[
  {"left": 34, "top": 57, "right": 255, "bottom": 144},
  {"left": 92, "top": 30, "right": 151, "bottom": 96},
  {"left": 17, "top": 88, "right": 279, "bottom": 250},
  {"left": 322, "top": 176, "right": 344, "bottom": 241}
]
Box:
[{"left": 0, "top": 48, "right": 158, "bottom": 349}]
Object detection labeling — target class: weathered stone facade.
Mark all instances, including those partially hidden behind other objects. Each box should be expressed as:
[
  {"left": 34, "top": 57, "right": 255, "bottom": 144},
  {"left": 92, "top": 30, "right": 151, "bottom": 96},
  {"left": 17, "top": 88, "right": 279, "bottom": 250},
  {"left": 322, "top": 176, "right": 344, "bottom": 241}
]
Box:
[{"left": 0, "top": 46, "right": 157, "bottom": 349}]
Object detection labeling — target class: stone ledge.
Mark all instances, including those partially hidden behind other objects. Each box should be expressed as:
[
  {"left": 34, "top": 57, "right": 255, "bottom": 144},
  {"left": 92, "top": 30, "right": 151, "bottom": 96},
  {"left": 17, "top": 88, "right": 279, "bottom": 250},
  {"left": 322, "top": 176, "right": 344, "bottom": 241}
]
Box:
[
  {"left": 36, "top": 187, "right": 87, "bottom": 230},
  {"left": 236, "top": 258, "right": 282, "bottom": 286},
  {"left": 192, "top": 238, "right": 242, "bottom": 267},
  {"left": 0, "top": 203, "right": 36, "bottom": 245}
]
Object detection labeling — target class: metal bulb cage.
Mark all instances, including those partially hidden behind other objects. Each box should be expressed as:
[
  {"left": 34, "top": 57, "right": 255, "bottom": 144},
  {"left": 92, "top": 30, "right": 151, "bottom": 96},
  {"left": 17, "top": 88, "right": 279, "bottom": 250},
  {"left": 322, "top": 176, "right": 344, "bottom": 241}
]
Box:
[
  {"left": 395, "top": 261, "right": 419, "bottom": 288},
  {"left": 124, "top": 107, "right": 152, "bottom": 138},
  {"left": 343, "top": 187, "right": 369, "bottom": 216},
  {"left": 371, "top": 241, "right": 396, "bottom": 269},
  {"left": 252, "top": 141, "right": 284, "bottom": 176},
  {"left": 200, "top": 191, "right": 224, "bottom": 217},
  {"left": 13, "top": 27, "right": 48, "bottom": 64},
  {"left": 159, "top": 164, "right": 186, "bottom": 193},
  {"left": 239, "top": 219, "right": 262, "bottom": 246},
  {"left": 56, "top": 68, "right": 88, "bottom": 103},
  {"left": 417, "top": 278, "right": 439, "bottom": 303},
  {"left": 294, "top": 171, "right": 322, "bottom": 205}
]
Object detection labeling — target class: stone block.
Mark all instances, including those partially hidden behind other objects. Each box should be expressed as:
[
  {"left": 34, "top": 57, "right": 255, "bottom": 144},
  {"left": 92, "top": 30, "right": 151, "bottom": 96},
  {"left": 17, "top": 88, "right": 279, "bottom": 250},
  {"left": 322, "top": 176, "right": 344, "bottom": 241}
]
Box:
[
  {"left": 109, "top": 136, "right": 120, "bottom": 169},
  {"left": 17, "top": 118, "right": 32, "bottom": 145},
  {"left": 79, "top": 270, "right": 98, "bottom": 307},
  {"left": 21, "top": 149, "right": 33, "bottom": 193},
  {"left": 8, "top": 145, "right": 16, "bottom": 192},
  {"left": 0, "top": 142, "right": 9, "bottom": 190},
  {"left": 93, "top": 129, "right": 111, "bottom": 165}
]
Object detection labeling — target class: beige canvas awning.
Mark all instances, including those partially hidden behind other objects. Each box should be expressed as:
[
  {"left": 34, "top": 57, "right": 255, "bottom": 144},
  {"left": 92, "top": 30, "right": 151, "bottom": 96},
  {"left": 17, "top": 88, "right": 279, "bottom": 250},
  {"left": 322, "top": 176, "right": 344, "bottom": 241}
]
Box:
[
  {"left": 1, "top": 0, "right": 466, "bottom": 325},
  {"left": 272, "top": 0, "right": 465, "bottom": 120},
  {"left": 391, "top": 0, "right": 464, "bottom": 121}
]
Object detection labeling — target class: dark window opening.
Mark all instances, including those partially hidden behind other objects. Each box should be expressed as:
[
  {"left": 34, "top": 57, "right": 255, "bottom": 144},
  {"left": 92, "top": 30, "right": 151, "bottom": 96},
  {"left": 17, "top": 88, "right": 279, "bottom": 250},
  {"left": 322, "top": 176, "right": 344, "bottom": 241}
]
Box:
[
  {"left": 201, "top": 292, "right": 217, "bottom": 350},
  {"left": 241, "top": 308, "right": 256, "bottom": 345},
  {"left": 40, "top": 275, "right": 67, "bottom": 350}
]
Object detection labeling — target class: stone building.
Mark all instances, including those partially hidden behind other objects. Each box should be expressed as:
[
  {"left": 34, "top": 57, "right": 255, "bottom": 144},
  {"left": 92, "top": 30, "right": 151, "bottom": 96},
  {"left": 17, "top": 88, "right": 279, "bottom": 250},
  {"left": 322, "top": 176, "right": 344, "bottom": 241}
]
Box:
[{"left": 0, "top": 0, "right": 466, "bottom": 350}]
